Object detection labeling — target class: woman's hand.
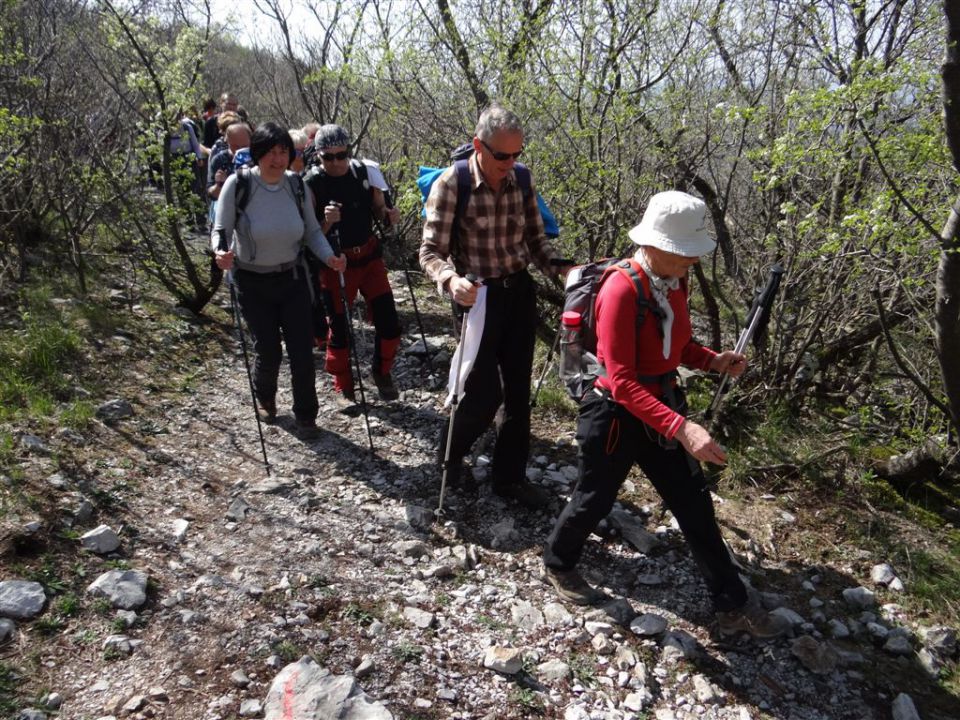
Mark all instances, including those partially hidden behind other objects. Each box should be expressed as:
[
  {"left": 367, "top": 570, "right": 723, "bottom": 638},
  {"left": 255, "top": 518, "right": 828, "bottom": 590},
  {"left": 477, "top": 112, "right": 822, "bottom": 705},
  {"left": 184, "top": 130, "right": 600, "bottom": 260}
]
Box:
[
  {"left": 385, "top": 206, "right": 401, "bottom": 226},
  {"left": 710, "top": 351, "right": 747, "bottom": 378},
  {"left": 326, "top": 253, "right": 347, "bottom": 273},
  {"left": 674, "top": 420, "right": 728, "bottom": 465},
  {"left": 214, "top": 249, "right": 234, "bottom": 270}
]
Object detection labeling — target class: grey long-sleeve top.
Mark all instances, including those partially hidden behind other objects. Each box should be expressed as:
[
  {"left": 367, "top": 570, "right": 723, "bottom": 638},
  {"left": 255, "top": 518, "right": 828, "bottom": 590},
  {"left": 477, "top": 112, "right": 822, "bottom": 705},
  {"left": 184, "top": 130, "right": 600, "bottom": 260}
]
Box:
[{"left": 210, "top": 167, "right": 334, "bottom": 267}]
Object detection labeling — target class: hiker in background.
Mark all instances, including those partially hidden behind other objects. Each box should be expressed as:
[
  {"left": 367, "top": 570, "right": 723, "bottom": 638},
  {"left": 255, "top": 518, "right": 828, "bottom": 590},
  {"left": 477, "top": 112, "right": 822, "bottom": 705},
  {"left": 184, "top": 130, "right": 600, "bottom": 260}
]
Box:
[
  {"left": 540, "top": 191, "right": 789, "bottom": 638},
  {"left": 301, "top": 122, "right": 321, "bottom": 168},
  {"left": 208, "top": 122, "right": 251, "bottom": 202},
  {"left": 288, "top": 129, "right": 309, "bottom": 175},
  {"left": 203, "top": 92, "right": 239, "bottom": 148},
  {"left": 212, "top": 122, "right": 346, "bottom": 437},
  {"left": 419, "top": 104, "right": 570, "bottom": 509},
  {"left": 305, "top": 124, "right": 402, "bottom": 402},
  {"left": 202, "top": 98, "right": 217, "bottom": 122}
]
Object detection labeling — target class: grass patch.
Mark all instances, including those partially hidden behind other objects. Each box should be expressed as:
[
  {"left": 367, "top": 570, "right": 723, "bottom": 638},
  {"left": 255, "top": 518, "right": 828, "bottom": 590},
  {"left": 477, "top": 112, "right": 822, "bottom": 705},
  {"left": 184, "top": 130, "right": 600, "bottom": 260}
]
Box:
[
  {"left": 0, "top": 287, "right": 85, "bottom": 423},
  {"left": 475, "top": 614, "right": 506, "bottom": 631},
  {"left": 568, "top": 652, "right": 596, "bottom": 686},
  {"left": 0, "top": 662, "right": 20, "bottom": 717},
  {"left": 271, "top": 640, "right": 303, "bottom": 663},
  {"left": 391, "top": 641, "right": 423, "bottom": 664},
  {"left": 60, "top": 400, "right": 95, "bottom": 429},
  {"left": 54, "top": 593, "right": 80, "bottom": 617},
  {"left": 508, "top": 686, "right": 545, "bottom": 714},
  {"left": 34, "top": 616, "right": 66, "bottom": 636}
]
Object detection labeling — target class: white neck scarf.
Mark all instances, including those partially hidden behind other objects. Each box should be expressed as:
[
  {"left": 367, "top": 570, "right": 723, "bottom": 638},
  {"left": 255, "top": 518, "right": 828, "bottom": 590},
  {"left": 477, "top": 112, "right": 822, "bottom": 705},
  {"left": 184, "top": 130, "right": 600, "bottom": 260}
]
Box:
[{"left": 635, "top": 249, "right": 679, "bottom": 359}]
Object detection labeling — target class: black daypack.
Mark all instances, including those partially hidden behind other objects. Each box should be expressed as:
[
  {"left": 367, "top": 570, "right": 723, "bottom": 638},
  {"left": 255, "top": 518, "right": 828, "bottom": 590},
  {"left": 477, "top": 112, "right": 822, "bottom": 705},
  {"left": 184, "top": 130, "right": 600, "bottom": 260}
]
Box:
[
  {"left": 559, "top": 258, "right": 684, "bottom": 401},
  {"left": 234, "top": 167, "right": 306, "bottom": 220}
]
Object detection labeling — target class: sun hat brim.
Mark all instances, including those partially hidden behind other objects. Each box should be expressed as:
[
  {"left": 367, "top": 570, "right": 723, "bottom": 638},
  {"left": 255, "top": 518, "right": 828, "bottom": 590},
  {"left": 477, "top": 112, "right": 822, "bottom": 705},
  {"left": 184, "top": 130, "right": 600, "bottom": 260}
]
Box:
[{"left": 628, "top": 225, "right": 716, "bottom": 257}]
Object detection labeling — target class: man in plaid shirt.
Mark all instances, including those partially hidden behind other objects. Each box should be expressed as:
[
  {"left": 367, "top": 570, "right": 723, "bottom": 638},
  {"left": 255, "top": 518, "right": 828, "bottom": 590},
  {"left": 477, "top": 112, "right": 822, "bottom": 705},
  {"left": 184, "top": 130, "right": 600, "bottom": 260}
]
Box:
[{"left": 420, "top": 105, "right": 569, "bottom": 509}]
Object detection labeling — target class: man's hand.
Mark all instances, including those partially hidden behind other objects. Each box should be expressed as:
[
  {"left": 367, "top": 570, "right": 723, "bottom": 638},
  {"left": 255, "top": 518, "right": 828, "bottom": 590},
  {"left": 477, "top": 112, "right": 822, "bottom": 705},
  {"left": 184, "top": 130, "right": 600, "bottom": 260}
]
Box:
[
  {"left": 448, "top": 275, "right": 479, "bottom": 306},
  {"left": 324, "top": 203, "right": 342, "bottom": 224},
  {"left": 710, "top": 351, "right": 747, "bottom": 378},
  {"left": 384, "top": 207, "right": 401, "bottom": 226},
  {"left": 674, "top": 420, "right": 727, "bottom": 465},
  {"left": 214, "top": 249, "right": 234, "bottom": 270}
]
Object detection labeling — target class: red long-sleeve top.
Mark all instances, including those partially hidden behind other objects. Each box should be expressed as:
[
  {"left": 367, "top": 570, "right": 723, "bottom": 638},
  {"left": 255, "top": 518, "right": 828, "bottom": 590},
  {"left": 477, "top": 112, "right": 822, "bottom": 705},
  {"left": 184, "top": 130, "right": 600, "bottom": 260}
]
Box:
[{"left": 594, "top": 263, "right": 716, "bottom": 439}]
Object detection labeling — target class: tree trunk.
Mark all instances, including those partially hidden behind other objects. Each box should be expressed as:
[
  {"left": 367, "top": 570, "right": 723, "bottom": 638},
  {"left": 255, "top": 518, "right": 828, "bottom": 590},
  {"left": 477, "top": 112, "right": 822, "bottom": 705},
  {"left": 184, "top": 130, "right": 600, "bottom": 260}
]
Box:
[{"left": 938, "top": 3, "right": 960, "bottom": 441}]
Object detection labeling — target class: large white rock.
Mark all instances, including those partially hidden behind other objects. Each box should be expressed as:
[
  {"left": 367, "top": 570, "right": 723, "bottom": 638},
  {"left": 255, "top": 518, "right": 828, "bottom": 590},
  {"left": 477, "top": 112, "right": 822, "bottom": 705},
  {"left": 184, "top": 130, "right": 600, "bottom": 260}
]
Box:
[
  {"left": 482, "top": 646, "right": 523, "bottom": 674},
  {"left": 81, "top": 524, "right": 121, "bottom": 554},
  {"left": 0, "top": 580, "right": 46, "bottom": 619},
  {"left": 86, "top": 570, "right": 148, "bottom": 609},
  {"left": 263, "top": 657, "right": 392, "bottom": 720}
]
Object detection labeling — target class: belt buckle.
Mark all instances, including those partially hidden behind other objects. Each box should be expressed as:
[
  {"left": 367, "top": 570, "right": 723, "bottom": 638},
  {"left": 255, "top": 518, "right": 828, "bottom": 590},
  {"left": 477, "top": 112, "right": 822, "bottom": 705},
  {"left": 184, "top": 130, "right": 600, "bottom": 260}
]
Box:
[{"left": 348, "top": 246, "right": 362, "bottom": 256}]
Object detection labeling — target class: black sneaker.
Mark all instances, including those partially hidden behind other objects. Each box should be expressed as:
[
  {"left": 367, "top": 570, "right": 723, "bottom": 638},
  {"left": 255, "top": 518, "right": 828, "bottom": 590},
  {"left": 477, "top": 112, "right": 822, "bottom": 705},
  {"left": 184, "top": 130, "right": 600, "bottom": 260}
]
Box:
[
  {"left": 542, "top": 563, "right": 606, "bottom": 606},
  {"left": 493, "top": 480, "right": 550, "bottom": 509},
  {"left": 372, "top": 370, "right": 399, "bottom": 401},
  {"left": 256, "top": 398, "right": 277, "bottom": 424},
  {"left": 293, "top": 418, "right": 320, "bottom": 440}
]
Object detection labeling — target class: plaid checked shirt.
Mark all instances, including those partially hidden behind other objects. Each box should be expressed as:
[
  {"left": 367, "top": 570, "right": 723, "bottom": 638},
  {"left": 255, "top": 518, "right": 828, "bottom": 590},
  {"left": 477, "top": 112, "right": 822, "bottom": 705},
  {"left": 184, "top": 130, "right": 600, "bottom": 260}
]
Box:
[{"left": 419, "top": 155, "right": 558, "bottom": 290}]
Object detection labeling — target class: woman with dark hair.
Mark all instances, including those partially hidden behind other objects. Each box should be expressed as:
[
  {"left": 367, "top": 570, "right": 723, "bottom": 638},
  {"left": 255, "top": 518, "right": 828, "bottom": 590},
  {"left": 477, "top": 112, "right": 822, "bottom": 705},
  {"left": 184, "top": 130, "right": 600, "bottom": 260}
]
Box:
[{"left": 212, "top": 122, "right": 346, "bottom": 437}]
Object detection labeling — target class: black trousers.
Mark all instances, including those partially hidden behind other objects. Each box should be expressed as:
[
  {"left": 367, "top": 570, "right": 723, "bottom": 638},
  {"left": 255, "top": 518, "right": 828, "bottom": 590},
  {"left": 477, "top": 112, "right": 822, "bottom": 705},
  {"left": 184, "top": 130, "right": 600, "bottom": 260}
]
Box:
[
  {"left": 234, "top": 268, "right": 319, "bottom": 423},
  {"left": 441, "top": 270, "right": 537, "bottom": 488},
  {"left": 543, "top": 389, "right": 748, "bottom": 612}
]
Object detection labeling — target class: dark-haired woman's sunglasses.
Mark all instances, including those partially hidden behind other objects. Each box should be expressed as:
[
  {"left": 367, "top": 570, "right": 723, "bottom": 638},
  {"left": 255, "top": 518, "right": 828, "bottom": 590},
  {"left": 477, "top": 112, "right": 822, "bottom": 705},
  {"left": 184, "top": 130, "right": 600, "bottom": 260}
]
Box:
[{"left": 320, "top": 151, "right": 350, "bottom": 161}]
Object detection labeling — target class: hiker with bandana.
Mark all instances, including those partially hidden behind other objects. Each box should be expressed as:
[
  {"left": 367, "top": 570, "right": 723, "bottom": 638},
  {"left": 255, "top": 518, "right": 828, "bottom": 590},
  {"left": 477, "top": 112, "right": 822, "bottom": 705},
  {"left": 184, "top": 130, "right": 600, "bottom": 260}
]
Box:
[{"left": 541, "top": 191, "right": 790, "bottom": 639}]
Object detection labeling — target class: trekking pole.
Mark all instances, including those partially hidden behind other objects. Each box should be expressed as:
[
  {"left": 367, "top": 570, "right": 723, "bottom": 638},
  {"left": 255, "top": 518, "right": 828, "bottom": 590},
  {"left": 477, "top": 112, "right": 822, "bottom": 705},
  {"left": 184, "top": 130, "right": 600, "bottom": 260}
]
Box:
[
  {"left": 705, "top": 264, "right": 785, "bottom": 422},
  {"left": 217, "top": 231, "right": 271, "bottom": 475},
  {"left": 330, "top": 227, "right": 376, "bottom": 454},
  {"left": 530, "top": 323, "right": 562, "bottom": 409},
  {"left": 379, "top": 189, "right": 436, "bottom": 380},
  {"left": 437, "top": 273, "right": 478, "bottom": 517}
]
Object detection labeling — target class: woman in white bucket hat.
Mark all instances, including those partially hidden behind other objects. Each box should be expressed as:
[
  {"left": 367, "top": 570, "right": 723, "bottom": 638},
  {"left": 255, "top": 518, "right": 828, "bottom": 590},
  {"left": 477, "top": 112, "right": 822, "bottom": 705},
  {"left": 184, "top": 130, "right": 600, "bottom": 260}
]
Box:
[{"left": 543, "top": 191, "right": 789, "bottom": 639}]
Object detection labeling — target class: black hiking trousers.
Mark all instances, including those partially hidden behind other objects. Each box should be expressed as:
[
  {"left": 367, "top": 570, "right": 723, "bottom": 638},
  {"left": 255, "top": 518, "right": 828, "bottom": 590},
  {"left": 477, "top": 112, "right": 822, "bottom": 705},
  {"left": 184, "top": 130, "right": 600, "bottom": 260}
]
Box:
[
  {"left": 543, "top": 388, "right": 748, "bottom": 612},
  {"left": 439, "top": 269, "right": 538, "bottom": 489},
  {"left": 234, "top": 267, "right": 319, "bottom": 423}
]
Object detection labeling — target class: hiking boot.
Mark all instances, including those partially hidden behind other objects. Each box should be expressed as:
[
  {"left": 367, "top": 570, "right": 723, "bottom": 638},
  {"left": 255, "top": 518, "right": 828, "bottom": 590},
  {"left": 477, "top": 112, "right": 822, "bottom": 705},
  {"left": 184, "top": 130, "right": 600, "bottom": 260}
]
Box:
[
  {"left": 256, "top": 398, "right": 277, "bottom": 424},
  {"left": 542, "top": 563, "right": 606, "bottom": 606},
  {"left": 716, "top": 601, "right": 791, "bottom": 639},
  {"left": 493, "top": 479, "right": 551, "bottom": 509},
  {"left": 372, "top": 370, "right": 399, "bottom": 401},
  {"left": 293, "top": 418, "right": 320, "bottom": 440},
  {"left": 333, "top": 375, "right": 355, "bottom": 402}
]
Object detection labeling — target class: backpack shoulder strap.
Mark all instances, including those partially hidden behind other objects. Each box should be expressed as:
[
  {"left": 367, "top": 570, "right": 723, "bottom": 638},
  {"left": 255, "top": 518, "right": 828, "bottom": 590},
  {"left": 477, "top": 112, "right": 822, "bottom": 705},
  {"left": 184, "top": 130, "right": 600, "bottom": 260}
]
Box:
[
  {"left": 453, "top": 159, "right": 472, "bottom": 219},
  {"left": 303, "top": 166, "right": 325, "bottom": 212},
  {"left": 234, "top": 168, "right": 251, "bottom": 216},
  {"left": 450, "top": 159, "right": 473, "bottom": 264},
  {"left": 288, "top": 173, "right": 305, "bottom": 220},
  {"left": 608, "top": 259, "right": 668, "bottom": 337},
  {"left": 514, "top": 163, "right": 532, "bottom": 203}
]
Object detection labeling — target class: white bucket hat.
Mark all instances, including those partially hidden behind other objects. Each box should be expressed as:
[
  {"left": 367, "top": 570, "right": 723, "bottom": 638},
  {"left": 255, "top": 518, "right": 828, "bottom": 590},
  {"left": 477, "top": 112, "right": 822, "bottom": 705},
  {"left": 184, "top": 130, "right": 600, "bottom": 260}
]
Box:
[{"left": 628, "top": 191, "right": 716, "bottom": 257}]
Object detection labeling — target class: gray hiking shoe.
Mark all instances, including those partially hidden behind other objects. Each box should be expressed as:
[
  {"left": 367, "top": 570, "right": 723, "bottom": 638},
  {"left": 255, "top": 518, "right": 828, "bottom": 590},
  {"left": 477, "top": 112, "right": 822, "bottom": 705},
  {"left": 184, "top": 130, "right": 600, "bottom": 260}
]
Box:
[
  {"left": 717, "top": 601, "right": 791, "bottom": 639},
  {"left": 256, "top": 398, "right": 277, "bottom": 424},
  {"left": 542, "top": 564, "right": 606, "bottom": 606}
]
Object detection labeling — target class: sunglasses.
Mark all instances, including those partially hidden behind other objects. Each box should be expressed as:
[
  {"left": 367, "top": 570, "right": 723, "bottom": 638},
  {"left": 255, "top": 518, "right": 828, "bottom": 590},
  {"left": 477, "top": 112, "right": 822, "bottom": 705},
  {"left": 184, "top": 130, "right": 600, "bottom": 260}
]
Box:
[
  {"left": 481, "top": 139, "right": 523, "bottom": 161},
  {"left": 320, "top": 150, "right": 350, "bottom": 161}
]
